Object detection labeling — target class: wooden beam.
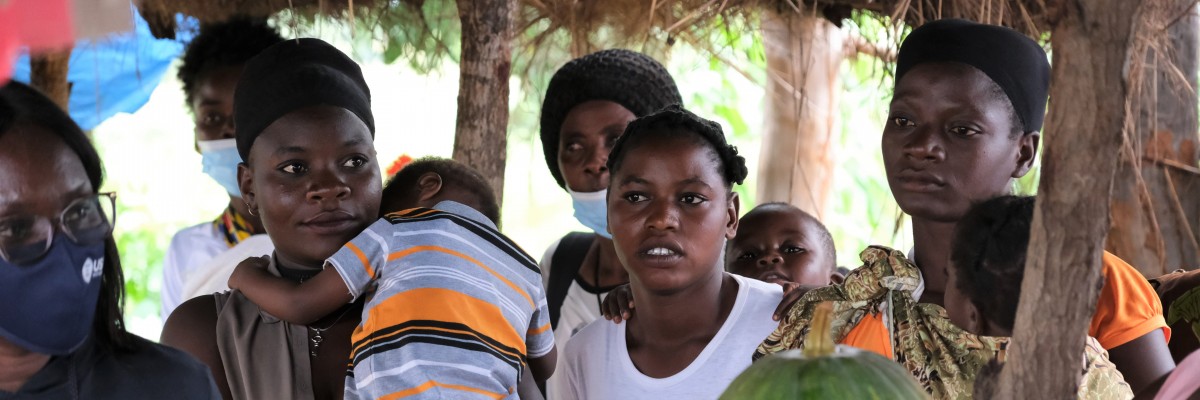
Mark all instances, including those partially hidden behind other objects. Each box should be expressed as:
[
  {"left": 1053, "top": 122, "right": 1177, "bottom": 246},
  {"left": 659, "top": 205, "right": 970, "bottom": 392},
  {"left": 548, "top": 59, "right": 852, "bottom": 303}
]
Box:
[
  {"left": 757, "top": 9, "right": 845, "bottom": 217},
  {"left": 453, "top": 0, "right": 514, "bottom": 206},
  {"left": 1108, "top": 6, "right": 1200, "bottom": 276},
  {"left": 996, "top": 0, "right": 1187, "bottom": 397},
  {"left": 29, "top": 50, "right": 72, "bottom": 111}
]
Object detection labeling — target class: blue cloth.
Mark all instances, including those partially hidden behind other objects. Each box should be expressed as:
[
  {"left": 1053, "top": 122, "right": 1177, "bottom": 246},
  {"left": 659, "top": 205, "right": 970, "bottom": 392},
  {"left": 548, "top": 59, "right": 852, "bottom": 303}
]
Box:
[{"left": 10, "top": 7, "right": 194, "bottom": 131}]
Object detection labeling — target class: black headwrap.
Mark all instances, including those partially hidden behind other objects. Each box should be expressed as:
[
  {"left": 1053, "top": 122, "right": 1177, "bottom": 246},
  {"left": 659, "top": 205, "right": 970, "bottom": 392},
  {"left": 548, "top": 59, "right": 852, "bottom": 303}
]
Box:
[
  {"left": 895, "top": 19, "right": 1050, "bottom": 132},
  {"left": 234, "top": 38, "right": 374, "bottom": 161},
  {"left": 540, "top": 49, "right": 682, "bottom": 188}
]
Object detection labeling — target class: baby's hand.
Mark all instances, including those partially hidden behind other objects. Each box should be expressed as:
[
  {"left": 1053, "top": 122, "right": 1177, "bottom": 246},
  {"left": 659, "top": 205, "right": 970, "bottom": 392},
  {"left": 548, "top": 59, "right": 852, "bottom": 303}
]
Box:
[
  {"left": 601, "top": 284, "right": 635, "bottom": 323},
  {"left": 227, "top": 255, "right": 271, "bottom": 290},
  {"left": 774, "top": 282, "right": 819, "bottom": 321}
]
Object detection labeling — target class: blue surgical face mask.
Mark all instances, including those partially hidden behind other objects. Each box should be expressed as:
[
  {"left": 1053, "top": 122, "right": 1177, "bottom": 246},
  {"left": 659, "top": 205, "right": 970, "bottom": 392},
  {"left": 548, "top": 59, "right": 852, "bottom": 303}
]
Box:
[
  {"left": 0, "top": 234, "right": 105, "bottom": 355},
  {"left": 568, "top": 189, "right": 610, "bottom": 239},
  {"left": 198, "top": 138, "right": 243, "bottom": 198}
]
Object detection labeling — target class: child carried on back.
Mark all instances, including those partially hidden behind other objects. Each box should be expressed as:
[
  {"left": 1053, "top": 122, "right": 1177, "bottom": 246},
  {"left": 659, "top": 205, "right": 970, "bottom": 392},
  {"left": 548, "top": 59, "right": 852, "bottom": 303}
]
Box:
[
  {"left": 228, "top": 157, "right": 555, "bottom": 400},
  {"left": 946, "top": 195, "right": 1132, "bottom": 399}
]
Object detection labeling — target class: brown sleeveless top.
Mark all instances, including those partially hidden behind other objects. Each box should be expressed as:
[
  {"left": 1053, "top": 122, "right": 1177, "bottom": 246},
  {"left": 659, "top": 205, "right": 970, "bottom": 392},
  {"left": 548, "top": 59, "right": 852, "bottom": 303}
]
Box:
[{"left": 213, "top": 259, "right": 315, "bottom": 400}]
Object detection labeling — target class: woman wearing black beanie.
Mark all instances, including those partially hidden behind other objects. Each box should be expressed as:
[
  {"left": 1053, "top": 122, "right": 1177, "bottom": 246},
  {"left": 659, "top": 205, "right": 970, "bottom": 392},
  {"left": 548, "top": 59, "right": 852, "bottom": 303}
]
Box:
[
  {"left": 162, "top": 38, "right": 379, "bottom": 400},
  {"left": 537, "top": 49, "right": 682, "bottom": 349}
]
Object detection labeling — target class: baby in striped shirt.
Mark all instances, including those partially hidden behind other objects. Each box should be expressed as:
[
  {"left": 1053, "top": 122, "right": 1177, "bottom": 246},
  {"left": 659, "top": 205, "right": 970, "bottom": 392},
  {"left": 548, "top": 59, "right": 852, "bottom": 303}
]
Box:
[{"left": 229, "top": 157, "right": 556, "bottom": 400}]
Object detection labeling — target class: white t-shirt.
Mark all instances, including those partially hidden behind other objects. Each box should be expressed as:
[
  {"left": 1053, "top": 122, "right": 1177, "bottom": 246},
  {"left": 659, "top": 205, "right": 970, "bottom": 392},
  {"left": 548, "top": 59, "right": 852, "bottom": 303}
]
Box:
[
  {"left": 160, "top": 222, "right": 228, "bottom": 320},
  {"left": 539, "top": 236, "right": 615, "bottom": 349},
  {"left": 547, "top": 274, "right": 783, "bottom": 400},
  {"left": 181, "top": 234, "right": 275, "bottom": 301}
]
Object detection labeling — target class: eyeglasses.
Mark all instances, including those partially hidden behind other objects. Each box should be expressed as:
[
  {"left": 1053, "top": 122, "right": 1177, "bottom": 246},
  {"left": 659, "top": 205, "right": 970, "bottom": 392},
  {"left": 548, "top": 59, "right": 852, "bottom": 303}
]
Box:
[{"left": 0, "top": 192, "right": 117, "bottom": 265}]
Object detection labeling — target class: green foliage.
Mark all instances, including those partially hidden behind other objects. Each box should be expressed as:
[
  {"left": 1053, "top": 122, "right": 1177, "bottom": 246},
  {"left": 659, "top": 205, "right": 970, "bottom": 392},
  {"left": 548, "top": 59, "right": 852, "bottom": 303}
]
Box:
[
  {"left": 274, "top": 0, "right": 460, "bottom": 73},
  {"left": 113, "top": 221, "right": 169, "bottom": 317}
]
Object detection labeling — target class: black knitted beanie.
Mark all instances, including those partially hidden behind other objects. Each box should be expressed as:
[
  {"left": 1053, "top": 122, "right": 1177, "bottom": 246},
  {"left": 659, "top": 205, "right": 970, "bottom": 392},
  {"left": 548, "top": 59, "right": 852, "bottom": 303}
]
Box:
[
  {"left": 234, "top": 38, "right": 374, "bottom": 161},
  {"left": 539, "top": 49, "right": 682, "bottom": 188}
]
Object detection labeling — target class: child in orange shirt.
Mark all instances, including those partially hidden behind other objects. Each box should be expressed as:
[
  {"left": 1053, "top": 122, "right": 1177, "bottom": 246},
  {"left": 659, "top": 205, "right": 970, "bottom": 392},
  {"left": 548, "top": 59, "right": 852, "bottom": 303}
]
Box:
[{"left": 947, "top": 195, "right": 1132, "bottom": 399}]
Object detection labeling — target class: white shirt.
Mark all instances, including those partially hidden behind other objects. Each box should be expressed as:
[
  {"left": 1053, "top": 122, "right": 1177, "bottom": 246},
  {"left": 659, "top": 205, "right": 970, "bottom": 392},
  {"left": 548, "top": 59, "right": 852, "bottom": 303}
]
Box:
[
  {"left": 539, "top": 237, "right": 612, "bottom": 349},
  {"left": 160, "top": 222, "right": 228, "bottom": 320},
  {"left": 181, "top": 234, "right": 275, "bottom": 302},
  {"left": 547, "top": 274, "right": 783, "bottom": 400}
]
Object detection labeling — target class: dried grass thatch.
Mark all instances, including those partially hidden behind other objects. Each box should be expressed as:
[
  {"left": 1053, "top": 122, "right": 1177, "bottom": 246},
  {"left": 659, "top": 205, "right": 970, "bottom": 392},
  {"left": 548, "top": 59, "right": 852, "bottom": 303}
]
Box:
[
  {"left": 138, "top": 0, "right": 1049, "bottom": 43},
  {"left": 519, "top": 0, "right": 1051, "bottom": 57},
  {"left": 135, "top": 0, "right": 414, "bottom": 39}
]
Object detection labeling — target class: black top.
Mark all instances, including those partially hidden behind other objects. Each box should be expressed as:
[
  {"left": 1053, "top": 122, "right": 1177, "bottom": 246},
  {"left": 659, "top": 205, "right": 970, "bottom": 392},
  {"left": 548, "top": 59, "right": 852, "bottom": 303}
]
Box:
[{"left": 0, "top": 335, "right": 219, "bottom": 400}]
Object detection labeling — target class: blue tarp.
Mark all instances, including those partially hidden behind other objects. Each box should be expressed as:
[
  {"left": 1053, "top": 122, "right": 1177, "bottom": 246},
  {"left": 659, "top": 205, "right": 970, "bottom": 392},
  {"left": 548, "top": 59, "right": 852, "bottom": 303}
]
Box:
[{"left": 11, "top": 8, "right": 195, "bottom": 131}]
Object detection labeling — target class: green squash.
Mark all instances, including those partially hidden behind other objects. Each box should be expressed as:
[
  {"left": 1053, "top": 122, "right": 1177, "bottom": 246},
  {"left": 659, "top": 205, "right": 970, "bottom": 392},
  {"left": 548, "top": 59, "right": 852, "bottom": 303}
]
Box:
[{"left": 720, "top": 302, "right": 928, "bottom": 400}]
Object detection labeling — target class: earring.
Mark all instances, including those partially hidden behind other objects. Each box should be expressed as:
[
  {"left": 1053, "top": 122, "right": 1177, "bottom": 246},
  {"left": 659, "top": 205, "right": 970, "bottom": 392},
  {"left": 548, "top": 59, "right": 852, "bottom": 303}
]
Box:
[{"left": 245, "top": 201, "right": 257, "bottom": 217}]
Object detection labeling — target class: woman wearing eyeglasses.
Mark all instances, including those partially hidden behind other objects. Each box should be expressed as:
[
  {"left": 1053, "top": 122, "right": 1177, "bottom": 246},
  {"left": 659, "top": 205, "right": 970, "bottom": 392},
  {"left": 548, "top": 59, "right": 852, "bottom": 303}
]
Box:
[{"left": 0, "top": 81, "right": 219, "bottom": 399}]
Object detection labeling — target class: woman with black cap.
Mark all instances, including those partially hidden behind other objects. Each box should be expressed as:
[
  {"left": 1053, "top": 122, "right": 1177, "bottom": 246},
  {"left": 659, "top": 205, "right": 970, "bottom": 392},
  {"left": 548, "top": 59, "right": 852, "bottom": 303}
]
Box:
[
  {"left": 161, "top": 38, "right": 380, "bottom": 400},
  {"left": 537, "top": 49, "right": 682, "bottom": 348},
  {"left": 754, "top": 19, "right": 1174, "bottom": 397}
]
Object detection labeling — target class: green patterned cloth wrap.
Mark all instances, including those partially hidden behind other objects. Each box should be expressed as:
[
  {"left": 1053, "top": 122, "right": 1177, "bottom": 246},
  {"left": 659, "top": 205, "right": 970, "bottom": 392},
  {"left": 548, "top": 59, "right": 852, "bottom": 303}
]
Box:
[{"left": 754, "top": 246, "right": 1005, "bottom": 399}]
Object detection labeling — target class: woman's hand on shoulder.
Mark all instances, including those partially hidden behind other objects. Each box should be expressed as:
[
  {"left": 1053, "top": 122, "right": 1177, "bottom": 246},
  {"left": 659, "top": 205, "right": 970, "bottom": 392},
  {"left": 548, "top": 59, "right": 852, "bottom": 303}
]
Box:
[{"left": 601, "top": 284, "right": 635, "bottom": 324}]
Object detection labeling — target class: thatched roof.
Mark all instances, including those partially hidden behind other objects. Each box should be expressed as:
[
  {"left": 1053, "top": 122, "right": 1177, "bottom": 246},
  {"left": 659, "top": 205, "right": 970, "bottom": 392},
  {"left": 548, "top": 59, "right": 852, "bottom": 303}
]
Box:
[
  {"left": 519, "top": 0, "right": 1049, "bottom": 57},
  {"left": 137, "top": 0, "right": 1050, "bottom": 43},
  {"left": 136, "top": 0, "right": 413, "bottom": 38}
]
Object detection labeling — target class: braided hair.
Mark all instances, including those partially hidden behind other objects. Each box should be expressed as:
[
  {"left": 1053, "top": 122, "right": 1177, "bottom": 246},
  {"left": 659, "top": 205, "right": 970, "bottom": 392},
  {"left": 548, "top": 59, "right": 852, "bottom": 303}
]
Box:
[
  {"left": 949, "top": 195, "right": 1035, "bottom": 331},
  {"left": 606, "top": 105, "right": 748, "bottom": 189}
]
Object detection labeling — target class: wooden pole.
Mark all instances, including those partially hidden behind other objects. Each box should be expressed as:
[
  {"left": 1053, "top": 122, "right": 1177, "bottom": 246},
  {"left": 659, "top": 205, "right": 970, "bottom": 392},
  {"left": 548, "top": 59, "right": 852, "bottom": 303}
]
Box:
[
  {"left": 453, "top": 0, "right": 515, "bottom": 206},
  {"left": 1107, "top": 6, "right": 1200, "bottom": 277},
  {"left": 757, "top": 9, "right": 844, "bottom": 217},
  {"left": 29, "top": 50, "right": 72, "bottom": 110},
  {"left": 997, "top": 1, "right": 1188, "bottom": 397}
]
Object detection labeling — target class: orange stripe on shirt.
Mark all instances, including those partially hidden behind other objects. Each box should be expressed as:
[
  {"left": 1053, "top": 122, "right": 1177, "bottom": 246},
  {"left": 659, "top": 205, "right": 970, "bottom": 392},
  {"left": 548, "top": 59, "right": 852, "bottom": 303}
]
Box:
[
  {"left": 528, "top": 323, "right": 551, "bottom": 336},
  {"left": 351, "top": 319, "right": 524, "bottom": 363},
  {"left": 378, "top": 379, "right": 507, "bottom": 400},
  {"left": 387, "top": 245, "right": 534, "bottom": 307},
  {"left": 353, "top": 287, "right": 527, "bottom": 359},
  {"left": 346, "top": 242, "right": 375, "bottom": 278}
]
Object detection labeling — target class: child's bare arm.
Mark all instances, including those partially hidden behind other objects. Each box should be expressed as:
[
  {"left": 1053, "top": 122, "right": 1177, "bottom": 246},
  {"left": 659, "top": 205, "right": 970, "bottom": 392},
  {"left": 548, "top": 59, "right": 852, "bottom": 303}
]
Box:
[
  {"left": 228, "top": 256, "right": 352, "bottom": 324},
  {"left": 528, "top": 346, "right": 557, "bottom": 382}
]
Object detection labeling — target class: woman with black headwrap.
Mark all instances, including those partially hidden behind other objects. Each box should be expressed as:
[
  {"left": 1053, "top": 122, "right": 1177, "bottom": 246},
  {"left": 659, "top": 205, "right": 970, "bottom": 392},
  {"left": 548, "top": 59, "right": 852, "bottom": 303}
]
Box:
[
  {"left": 755, "top": 19, "right": 1174, "bottom": 397},
  {"left": 161, "top": 38, "right": 379, "bottom": 400},
  {"left": 537, "top": 49, "right": 682, "bottom": 349}
]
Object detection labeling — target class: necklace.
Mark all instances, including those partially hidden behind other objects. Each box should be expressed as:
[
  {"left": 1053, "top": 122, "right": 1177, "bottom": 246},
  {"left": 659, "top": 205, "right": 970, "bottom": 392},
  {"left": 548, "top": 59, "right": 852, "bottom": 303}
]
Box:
[{"left": 308, "top": 305, "right": 353, "bottom": 357}]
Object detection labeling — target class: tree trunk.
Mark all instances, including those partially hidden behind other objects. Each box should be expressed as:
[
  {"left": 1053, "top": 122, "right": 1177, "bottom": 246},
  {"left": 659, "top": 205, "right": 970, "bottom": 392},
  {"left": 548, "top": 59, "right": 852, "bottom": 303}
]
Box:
[
  {"left": 757, "top": 9, "right": 844, "bottom": 217},
  {"left": 996, "top": 1, "right": 1142, "bottom": 398},
  {"left": 453, "top": 0, "right": 514, "bottom": 205},
  {"left": 29, "top": 50, "right": 71, "bottom": 110},
  {"left": 1107, "top": 5, "right": 1200, "bottom": 277}
]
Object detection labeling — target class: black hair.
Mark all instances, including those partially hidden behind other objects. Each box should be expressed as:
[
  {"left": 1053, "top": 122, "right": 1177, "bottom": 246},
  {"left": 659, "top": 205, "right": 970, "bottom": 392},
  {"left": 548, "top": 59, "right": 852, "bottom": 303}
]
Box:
[
  {"left": 606, "top": 105, "right": 748, "bottom": 189},
  {"left": 949, "top": 195, "right": 1036, "bottom": 331},
  {"left": 381, "top": 157, "right": 501, "bottom": 225},
  {"left": 177, "top": 17, "right": 284, "bottom": 108},
  {"left": 984, "top": 79, "right": 1026, "bottom": 138},
  {"left": 0, "top": 81, "right": 137, "bottom": 353},
  {"left": 744, "top": 202, "right": 837, "bottom": 271}
]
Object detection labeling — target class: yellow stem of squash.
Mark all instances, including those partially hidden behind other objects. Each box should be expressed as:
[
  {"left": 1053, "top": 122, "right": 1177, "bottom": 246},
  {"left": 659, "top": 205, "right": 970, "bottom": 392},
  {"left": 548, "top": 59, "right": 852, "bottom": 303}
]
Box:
[{"left": 805, "top": 301, "right": 835, "bottom": 358}]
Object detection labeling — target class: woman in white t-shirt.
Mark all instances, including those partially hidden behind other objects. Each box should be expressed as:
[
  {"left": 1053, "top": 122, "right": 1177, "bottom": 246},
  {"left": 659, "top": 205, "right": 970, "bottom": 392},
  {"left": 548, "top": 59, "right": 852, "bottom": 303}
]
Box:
[{"left": 549, "top": 106, "right": 782, "bottom": 399}]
